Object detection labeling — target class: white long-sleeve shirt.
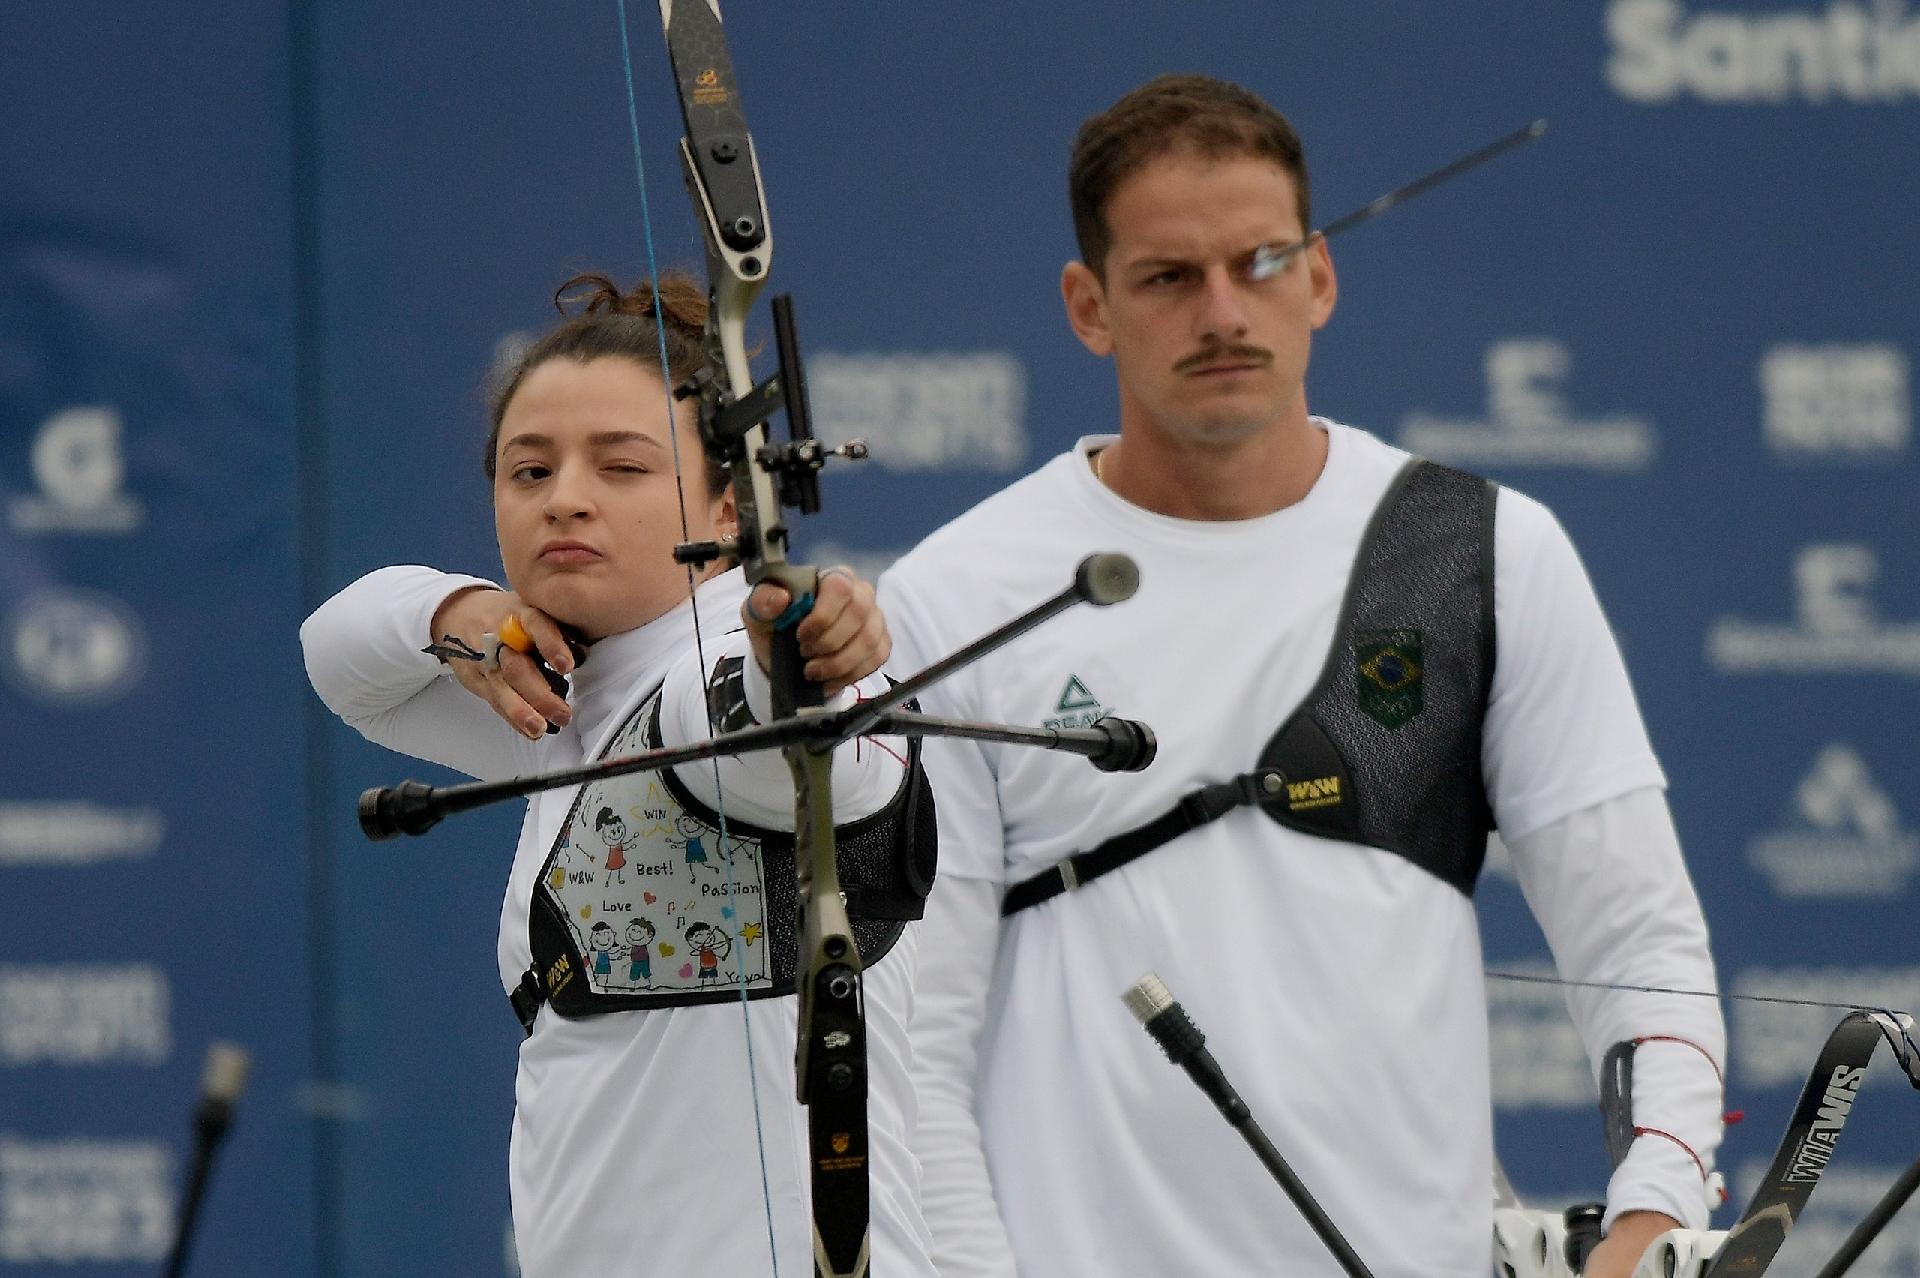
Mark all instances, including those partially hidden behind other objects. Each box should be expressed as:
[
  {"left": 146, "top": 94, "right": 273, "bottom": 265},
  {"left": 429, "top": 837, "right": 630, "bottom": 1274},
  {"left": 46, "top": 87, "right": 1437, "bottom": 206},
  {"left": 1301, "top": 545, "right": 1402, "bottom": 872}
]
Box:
[
  {"left": 879, "top": 423, "right": 1725, "bottom": 1278},
  {"left": 302, "top": 565, "right": 937, "bottom": 1278}
]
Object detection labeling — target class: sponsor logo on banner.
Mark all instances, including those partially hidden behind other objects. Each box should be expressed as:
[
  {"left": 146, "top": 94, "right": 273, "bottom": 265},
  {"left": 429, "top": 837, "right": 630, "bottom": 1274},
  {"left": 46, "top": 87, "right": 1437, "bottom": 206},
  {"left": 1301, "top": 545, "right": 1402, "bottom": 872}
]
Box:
[
  {"left": 1707, "top": 544, "right": 1920, "bottom": 674},
  {"left": 1748, "top": 744, "right": 1919, "bottom": 897},
  {"left": 289, "top": 1082, "right": 372, "bottom": 1120},
  {"left": 1761, "top": 343, "right": 1911, "bottom": 460},
  {"left": 1608, "top": 0, "right": 1920, "bottom": 105},
  {"left": 0, "top": 1137, "right": 172, "bottom": 1263},
  {"left": 292, "top": 1080, "right": 373, "bottom": 1122},
  {"left": 0, "top": 966, "right": 169, "bottom": 1067},
  {"left": 0, "top": 802, "right": 164, "bottom": 867},
  {"left": 7, "top": 407, "right": 143, "bottom": 535},
  {"left": 1, "top": 589, "right": 146, "bottom": 707},
  {"left": 1399, "top": 338, "right": 1656, "bottom": 469},
  {"left": 1730, "top": 966, "right": 1920, "bottom": 1091},
  {"left": 1486, "top": 960, "right": 1595, "bottom": 1108},
  {"left": 809, "top": 352, "right": 1028, "bottom": 471},
  {"left": 490, "top": 329, "right": 533, "bottom": 384}
]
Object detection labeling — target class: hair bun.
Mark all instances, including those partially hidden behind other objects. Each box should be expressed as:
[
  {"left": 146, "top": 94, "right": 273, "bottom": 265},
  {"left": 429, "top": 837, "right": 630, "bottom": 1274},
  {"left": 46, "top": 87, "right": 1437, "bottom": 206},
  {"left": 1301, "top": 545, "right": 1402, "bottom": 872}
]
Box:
[{"left": 554, "top": 271, "right": 706, "bottom": 336}]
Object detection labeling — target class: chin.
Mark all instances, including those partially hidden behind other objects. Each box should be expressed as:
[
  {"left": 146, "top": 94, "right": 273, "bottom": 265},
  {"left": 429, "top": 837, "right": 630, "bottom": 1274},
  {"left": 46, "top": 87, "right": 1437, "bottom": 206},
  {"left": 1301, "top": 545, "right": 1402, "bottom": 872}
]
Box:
[
  {"left": 512, "top": 577, "right": 601, "bottom": 637},
  {"left": 565, "top": 586, "right": 694, "bottom": 640},
  {"left": 1168, "top": 414, "right": 1275, "bottom": 449}
]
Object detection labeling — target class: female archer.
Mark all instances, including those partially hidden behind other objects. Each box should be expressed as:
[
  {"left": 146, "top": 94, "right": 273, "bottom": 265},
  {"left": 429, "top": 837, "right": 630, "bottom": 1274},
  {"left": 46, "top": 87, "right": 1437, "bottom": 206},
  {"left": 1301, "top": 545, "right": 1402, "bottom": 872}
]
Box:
[{"left": 302, "top": 273, "right": 938, "bottom": 1277}]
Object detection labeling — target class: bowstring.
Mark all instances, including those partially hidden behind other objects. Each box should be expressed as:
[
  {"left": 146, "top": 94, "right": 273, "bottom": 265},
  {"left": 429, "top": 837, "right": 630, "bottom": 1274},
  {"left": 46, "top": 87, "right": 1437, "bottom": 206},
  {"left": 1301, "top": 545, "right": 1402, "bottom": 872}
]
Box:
[
  {"left": 1485, "top": 969, "right": 1920, "bottom": 1081},
  {"left": 1485, "top": 968, "right": 1913, "bottom": 1017},
  {"left": 1482, "top": 970, "right": 1920, "bottom": 1082},
  {"left": 616, "top": 3, "right": 782, "bottom": 1271}
]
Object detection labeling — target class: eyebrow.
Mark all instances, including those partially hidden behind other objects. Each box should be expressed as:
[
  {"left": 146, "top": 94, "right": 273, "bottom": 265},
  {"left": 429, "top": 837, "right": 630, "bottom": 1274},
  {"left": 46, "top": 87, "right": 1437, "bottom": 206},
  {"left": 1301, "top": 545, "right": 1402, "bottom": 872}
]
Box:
[
  {"left": 1122, "top": 253, "right": 1195, "bottom": 273},
  {"left": 499, "top": 430, "right": 671, "bottom": 453},
  {"left": 1123, "top": 242, "right": 1272, "bottom": 273}
]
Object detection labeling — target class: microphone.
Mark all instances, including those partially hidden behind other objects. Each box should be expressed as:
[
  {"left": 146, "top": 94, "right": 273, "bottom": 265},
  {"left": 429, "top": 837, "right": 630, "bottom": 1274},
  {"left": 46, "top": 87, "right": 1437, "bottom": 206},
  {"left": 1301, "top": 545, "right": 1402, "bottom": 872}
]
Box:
[
  {"left": 1083, "top": 716, "right": 1157, "bottom": 773},
  {"left": 163, "top": 1042, "right": 253, "bottom": 1278},
  {"left": 1122, "top": 974, "right": 1378, "bottom": 1278},
  {"left": 1073, "top": 552, "right": 1139, "bottom": 606},
  {"left": 196, "top": 1042, "right": 251, "bottom": 1134},
  {"left": 1123, "top": 973, "right": 1247, "bottom": 1117}
]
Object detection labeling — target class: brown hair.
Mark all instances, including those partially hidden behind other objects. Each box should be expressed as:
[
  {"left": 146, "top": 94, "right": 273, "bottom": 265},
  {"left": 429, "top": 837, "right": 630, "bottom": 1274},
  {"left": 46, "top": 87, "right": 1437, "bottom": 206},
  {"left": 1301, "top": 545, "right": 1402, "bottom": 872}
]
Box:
[
  {"left": 1068, "top": 74, "right": 1311, "bottom": 279},
  {"left": 485, "top": 271, "right": 727, "bottom": 498}
]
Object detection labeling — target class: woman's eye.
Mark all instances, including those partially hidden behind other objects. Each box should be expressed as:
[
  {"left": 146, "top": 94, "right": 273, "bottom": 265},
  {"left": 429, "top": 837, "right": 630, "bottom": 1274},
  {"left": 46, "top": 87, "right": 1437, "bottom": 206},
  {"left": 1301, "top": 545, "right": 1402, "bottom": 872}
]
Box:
[{"left": 511, "top": 463, "right": 549, "bottom": 482}]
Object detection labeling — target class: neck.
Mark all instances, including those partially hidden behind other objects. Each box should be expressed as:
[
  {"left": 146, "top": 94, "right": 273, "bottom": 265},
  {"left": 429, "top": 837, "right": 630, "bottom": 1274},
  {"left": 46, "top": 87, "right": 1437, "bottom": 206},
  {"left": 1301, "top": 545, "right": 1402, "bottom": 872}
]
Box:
[{"left": 1098, "top": 410, "right": 1329, "bottom": 520}]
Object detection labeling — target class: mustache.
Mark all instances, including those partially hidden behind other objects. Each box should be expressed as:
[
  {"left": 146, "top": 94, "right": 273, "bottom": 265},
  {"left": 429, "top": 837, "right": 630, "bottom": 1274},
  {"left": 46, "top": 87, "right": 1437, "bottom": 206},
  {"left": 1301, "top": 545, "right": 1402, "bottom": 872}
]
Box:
[{"left": 1174, "top": 344, "right": 1273, "bottom": 373}]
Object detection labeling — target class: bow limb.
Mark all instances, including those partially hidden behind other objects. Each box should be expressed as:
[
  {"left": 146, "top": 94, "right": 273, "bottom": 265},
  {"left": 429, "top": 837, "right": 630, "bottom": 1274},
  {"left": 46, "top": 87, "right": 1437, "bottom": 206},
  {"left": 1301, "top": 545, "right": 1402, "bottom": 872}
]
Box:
[
  {"left": 1490, "top": 1010, "right": 1919, "bottom": 1278},
  {"left": 1700, "top": 1010, "right": 1917, "bottom": 1278}
]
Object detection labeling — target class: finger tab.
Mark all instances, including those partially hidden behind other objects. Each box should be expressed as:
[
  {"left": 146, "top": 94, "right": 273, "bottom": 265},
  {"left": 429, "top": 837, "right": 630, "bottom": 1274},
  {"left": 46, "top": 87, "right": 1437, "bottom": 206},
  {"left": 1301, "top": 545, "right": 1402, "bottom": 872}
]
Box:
[{"left": 498, "top": 613, "right": 534, "bottom": 653}]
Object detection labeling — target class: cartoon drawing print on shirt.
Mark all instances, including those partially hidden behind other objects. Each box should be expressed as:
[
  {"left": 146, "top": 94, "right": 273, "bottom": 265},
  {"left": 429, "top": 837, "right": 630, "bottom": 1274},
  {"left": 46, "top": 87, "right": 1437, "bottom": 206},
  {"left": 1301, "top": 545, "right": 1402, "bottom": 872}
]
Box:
[
  {"left": 626, "top": 778, "right": 677, "bottom": 843},
  {"left": 556, "top": 835, "right": 598, "bottom": 888},
  {"left": 670, "top": 812, "right": 722, "bottom": 885},
  {"left": 535, "top": 684, "right": 772, "bottom": 997},
  {"left": 587, "top": 921, "right": 618, "bottom": 978},
  {"left": 723, "top": 832, "right": 752, "bottom": 868},
  {"left": 684, "top": 921, "right": 731, "bottom": 984},
  {"left": 594, "top": 806, "right": 633, "bottom": 885},
  {"left": 626, "top": 918, "right": 655, "bottom": 982}
]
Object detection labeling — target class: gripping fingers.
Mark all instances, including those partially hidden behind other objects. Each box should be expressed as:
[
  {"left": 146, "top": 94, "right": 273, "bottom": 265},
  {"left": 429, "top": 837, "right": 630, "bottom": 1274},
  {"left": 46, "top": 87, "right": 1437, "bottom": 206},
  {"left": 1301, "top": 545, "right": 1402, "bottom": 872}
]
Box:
[
  {"left": 505, "top": 610, "right": 576, "bottom": 675},
  {"left": 743, "top": 568, "right": 889, "bottom": 693},
  {"left": 795, "top": 567, "right": 871, "bottom": 649},
  {"left": 806, "top": 617, "right": 890, "bottom": 693},
  {"left": 802, "top": 577, "right": 891, "bottom": 692},
  {"left": 497, "top": 647, "right": 571, "bottom": 738}
]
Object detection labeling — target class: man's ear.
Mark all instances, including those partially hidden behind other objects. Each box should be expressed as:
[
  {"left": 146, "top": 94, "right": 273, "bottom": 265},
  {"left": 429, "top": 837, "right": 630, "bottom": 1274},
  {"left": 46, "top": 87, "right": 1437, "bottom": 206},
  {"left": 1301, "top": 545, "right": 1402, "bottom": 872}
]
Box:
[
  {"left": 1061, "top": 260, "right": 1115, "bottom": 358},
  {"left": 1307, "top": 236, "right": 1338, "bottom": 331}
]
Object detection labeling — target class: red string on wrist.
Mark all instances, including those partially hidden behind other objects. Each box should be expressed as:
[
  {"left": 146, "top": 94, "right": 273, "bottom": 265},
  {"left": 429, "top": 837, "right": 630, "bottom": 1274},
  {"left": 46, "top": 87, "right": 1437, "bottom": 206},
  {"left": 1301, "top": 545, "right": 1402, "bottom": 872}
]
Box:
[
  {"left": 1633, "top": 1034, "right": 1724, "bottom": 1087},
  {"left": 1632, "top": 1125, "right": 1709, "bottom": 1183}
]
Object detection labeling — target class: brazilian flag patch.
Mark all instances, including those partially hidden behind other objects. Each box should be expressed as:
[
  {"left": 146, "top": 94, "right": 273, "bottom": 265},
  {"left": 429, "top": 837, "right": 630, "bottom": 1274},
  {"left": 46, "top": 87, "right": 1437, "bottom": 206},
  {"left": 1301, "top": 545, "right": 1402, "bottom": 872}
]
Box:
[{"left": 1356, "top": 629, "right": 1423, "bottom": 729}]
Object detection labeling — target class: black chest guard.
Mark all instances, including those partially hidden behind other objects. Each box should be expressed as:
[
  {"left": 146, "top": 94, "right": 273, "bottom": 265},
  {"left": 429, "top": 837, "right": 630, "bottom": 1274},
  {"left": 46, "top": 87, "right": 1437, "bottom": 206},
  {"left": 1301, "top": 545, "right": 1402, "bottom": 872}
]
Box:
[
  {"left": 1251, "top": 457, "right": 1497, "bottom": 893},
  {"left": 516, "top": 656, "right": 937, "bottom": 1030},
  {"left": 1002, "top": 458, "right": 1497, "bottom": 916}
]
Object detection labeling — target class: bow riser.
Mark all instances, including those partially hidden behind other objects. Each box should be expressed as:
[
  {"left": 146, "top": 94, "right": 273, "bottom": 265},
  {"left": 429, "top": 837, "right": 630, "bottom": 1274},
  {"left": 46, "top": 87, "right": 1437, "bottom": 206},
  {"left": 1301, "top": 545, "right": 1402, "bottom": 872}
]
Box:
[{"left": 652, "top": 4, "right": 871, "bottom": 1274}]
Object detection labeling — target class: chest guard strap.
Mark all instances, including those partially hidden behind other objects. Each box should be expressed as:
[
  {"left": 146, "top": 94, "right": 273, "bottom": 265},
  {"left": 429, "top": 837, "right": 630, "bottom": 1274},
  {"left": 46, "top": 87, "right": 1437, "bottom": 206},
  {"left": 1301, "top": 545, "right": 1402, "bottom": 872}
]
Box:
[
  {"left": 1003, "top": 458, "right": 1496, "bottom": 917},
  {"left": 515, "top": 657, "right": 937, "bottom": 1033}
]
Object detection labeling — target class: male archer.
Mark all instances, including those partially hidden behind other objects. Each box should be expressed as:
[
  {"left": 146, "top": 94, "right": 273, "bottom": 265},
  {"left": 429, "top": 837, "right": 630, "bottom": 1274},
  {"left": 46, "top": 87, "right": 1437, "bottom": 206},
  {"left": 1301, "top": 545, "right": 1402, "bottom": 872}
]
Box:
[{"left": 881, "top": 74, "right": 1726, "bottom": 1277}]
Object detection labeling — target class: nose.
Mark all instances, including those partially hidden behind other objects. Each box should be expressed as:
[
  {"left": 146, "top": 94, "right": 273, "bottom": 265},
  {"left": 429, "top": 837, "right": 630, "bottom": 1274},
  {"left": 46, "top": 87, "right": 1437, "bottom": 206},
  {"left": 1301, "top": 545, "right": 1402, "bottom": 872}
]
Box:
[
  {"left": 542, "top": 462, "right": 595, "bottom": 522},
  {"left": 1194, "top": 265, "right": 1251, "bottom": 344}
]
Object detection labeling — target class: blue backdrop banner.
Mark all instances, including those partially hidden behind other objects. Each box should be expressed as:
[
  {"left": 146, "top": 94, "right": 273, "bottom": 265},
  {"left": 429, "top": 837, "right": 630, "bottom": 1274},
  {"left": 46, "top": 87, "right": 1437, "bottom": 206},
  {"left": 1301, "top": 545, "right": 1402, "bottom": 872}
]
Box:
[{"left": 3, "top": 3, "right": 1914, "bottom": 1275}]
